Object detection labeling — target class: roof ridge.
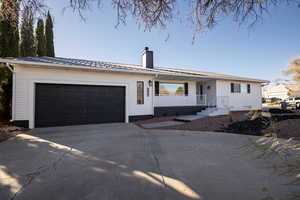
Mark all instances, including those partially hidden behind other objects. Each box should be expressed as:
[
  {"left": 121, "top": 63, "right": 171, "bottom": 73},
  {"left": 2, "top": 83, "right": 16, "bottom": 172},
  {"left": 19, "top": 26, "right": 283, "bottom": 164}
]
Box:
[
  {"left": 157, "top": 66, "right": 265, "bottom": 81},
  {"left": 49, "top": 56, "right": 144, "bottom": 68},
  {"left": 0, "top": 56, "right": 268, "bottom": 83}
]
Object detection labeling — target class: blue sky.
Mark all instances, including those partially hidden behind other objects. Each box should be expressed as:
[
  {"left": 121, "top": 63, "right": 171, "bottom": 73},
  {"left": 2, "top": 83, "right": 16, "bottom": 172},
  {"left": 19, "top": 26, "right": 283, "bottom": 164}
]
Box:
[{"left": 46, "top": 1, "right": 300, "bottom": 81}]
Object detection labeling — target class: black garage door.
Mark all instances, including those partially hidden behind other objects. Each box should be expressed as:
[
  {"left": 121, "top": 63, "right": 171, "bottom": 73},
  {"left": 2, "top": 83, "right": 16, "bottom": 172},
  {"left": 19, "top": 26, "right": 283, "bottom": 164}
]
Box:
[{"left": 35, "top": 83, "right": 126, "bottom": 127}]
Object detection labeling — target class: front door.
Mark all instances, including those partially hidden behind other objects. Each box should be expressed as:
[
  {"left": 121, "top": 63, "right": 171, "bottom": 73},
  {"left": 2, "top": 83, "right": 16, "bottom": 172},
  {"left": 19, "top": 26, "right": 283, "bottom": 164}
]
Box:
[
  {"left": 196, "top": 82, "right": 205, "bottom": 105},
  {"left": 196, "top": 82, "right": 203, "bottom": 96}
]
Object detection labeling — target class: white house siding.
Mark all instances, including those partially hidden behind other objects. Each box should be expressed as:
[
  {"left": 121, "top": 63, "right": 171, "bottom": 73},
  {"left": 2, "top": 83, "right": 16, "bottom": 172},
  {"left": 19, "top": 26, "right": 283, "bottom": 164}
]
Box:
[
  {"left": 154, "top": 80, "right": 197, "bottom": 107},
  {"left": 216, "top": 80, "right": 262, "bottom": 110},
  {"left": 13, "top": 65, "right": 154, "bottom": 128}
]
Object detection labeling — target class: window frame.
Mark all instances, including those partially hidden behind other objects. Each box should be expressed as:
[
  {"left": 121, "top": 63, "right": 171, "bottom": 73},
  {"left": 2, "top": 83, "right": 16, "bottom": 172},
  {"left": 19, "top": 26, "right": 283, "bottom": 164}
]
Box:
[
  {"left": 247, "top": 84, "right": 251, "bottom": 94},
  {"left": 137, "top": 81, "right": 144, "bottom": 105}
]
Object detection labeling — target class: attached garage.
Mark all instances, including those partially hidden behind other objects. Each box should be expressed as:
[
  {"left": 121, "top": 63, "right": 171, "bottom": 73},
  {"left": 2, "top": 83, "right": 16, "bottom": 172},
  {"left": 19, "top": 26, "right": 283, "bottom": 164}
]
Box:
[
  {"left": 35, "top": 83, "right": 126, "bottom": 127},
  {"left": 1, "top": 51, "right": 266, "bottom": 129}
]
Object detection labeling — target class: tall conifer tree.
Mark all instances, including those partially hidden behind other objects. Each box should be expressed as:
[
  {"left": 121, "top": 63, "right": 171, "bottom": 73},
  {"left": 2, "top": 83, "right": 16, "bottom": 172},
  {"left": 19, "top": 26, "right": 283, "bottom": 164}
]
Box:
[
  {"left": 0, "top": 0, "right": 19, "bottom": 120},
  {"left": 45, "top": 11, "right": 54, "bottom": 57},
  {"left": 35, "top": 18, "right": 45, "bottom": 56},
  {"left": 20, "top": 6, "right": 35, "bottom": 57},
  {"left": 0, "top": 0, "right": 19, "bottom": 57}
]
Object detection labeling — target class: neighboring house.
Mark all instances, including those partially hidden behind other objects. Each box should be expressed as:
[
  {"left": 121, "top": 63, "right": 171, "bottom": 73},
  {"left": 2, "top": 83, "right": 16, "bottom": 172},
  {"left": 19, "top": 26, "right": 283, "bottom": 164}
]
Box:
[
  {"left": 0, "top": 47, "right": 268, "bottom": 128},
  {"left": 262, "top": 83, "right": 300, "bottom": 100}
]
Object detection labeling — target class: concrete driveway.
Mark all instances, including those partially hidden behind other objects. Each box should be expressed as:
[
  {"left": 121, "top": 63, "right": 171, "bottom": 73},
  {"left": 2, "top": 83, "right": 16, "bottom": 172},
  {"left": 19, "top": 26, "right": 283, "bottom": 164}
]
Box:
[{"left": 0, "top": 123, "right": 295, "bottom": 200}]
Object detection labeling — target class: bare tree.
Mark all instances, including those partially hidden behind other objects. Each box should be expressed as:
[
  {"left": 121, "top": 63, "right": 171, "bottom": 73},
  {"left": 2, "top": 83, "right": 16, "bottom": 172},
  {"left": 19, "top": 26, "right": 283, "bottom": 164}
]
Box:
[
  {"left": 285, "top": 57, "right": 300, "bottom": 84},
  {"left": 0, "top": 0, "right": 46, "bottom": 20},
  {"left": 1, "top": 0, "right": 300, "bottom": 36},
  {"left": 243, "top": 137, "right": 300, "bottom": 200}
]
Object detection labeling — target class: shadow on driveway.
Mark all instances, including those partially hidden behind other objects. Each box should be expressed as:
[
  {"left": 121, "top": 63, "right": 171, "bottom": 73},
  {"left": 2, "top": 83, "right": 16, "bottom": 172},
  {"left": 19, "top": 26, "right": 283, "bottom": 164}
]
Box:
[{"left": 0, "top": 123, "right": 296, "bottom": 200}]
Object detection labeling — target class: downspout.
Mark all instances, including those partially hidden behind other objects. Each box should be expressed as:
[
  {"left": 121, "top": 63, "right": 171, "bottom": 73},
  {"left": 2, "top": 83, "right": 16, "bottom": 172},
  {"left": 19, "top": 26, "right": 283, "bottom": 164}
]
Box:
[
  {"left": 5, "top": 63, "right": 15, "bottom": 122},
  {"left": 6, "top": 63, "right": 14, "bottom": 73}
]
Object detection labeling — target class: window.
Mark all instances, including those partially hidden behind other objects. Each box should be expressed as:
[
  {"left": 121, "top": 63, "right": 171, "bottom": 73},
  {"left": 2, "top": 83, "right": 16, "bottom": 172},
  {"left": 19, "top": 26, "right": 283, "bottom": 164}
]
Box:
[
  {"left": 137, "top": 81, "right": 144, "bottom": 104},
  {"left": 231, "top": 83, "right": 250, "bottom": 93},
  {"left": 159, "top": 83, "right": 185, "bottom": 96},
  {"left": 231, "top": 83, "right": 241, "bottom": 93},
  {"left": 295, "top": 97, "right": 300, "bottom": 100},
  {"left": 184, "top": 82, "right": 189, "bottom": 96},
  {"left": 155, "top": 81, "right": 159, "bottom": 96},
  {"left": 241, "top": 84, "right": 247, "bottom": 93}
]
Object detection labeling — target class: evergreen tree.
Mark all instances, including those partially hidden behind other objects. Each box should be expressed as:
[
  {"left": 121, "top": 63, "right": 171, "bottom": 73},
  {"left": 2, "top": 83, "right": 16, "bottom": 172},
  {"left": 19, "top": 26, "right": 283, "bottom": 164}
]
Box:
[
  {"left": 45, "top": 11, "right": 54, "bottom": 57},
  {"left": 20, "top": 6, "right": 35, "bottom": 57},
  {"left": 35, "top": 18, "right": 46, "bottom": 56},
  {"left": 0, "top": 67, "right": 12, "bottom": 120},
  {"left": 0, "top": 0, "right": 19, "bottom": 57},
  {"left": 0, "top": 0, "right": 19, "bottom": 120}
]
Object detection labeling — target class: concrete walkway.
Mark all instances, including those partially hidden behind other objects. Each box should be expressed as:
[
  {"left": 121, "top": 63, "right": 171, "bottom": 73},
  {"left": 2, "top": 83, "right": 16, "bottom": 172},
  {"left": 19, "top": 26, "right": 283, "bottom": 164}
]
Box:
[
  {"left": 175, "top": 115, "right": 205, "bottom": 122},
  {"left": 0, "top": 123, "right": 296, "bottom": 200},
  {"left": 141, "top": 121, "right": 185, "bottom": 128}
]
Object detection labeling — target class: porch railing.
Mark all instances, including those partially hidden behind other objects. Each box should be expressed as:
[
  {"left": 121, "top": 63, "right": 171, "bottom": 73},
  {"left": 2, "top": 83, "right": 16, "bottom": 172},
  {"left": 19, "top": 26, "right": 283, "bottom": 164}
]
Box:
[{"left": 196, "top": 94, "right": 207, "bottom": 105}]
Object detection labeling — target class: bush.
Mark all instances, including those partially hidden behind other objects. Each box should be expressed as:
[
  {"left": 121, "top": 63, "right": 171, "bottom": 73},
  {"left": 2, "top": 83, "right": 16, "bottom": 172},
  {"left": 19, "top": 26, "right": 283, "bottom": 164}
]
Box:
[{"left": 0, "top": 66, "right": 12, "bottom": 121}]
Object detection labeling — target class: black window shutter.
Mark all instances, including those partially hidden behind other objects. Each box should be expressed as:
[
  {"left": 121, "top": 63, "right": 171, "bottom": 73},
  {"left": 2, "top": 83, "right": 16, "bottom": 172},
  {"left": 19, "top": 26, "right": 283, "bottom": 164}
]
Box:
[
  {"left": 184, "top": 82, "right": 188, "bottom": 96},
  {"left": 231, "top": 83, "right": 234, "bottom": 93},
  {"left": 247, "top": 84, "right": 251, "bottom": 93},
  {"left": 155, "top": 81, "right": 159, "bottom": 96}
]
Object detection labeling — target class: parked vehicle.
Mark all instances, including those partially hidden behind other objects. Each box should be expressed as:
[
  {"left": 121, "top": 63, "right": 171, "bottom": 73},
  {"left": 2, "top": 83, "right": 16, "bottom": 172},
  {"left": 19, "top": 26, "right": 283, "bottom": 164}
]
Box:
[
  {"left": 264, "top": 97, "right": 282, "bottom": 104},
  {"left": 282, "top": 96, "right": 300, "bottom": 109}
]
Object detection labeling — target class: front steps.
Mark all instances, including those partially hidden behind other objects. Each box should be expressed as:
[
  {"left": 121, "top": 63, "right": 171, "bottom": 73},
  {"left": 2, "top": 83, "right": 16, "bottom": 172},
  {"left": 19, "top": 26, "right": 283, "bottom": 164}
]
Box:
[
  {"left": 175, "top": 107, "right": 230, "bottom": 122},
  {"left": 175, "top": 115, "right": 205, "bottom": 122},
  {"left": 197, "top": 107, "right": 230, "bottom": 116}
]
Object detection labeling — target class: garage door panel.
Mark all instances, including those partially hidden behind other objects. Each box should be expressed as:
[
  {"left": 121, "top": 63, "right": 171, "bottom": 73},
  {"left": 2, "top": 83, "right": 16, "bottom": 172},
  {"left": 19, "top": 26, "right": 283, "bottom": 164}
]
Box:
[{"left": 35, "top": 84, "right": 126, "bottom": 127}]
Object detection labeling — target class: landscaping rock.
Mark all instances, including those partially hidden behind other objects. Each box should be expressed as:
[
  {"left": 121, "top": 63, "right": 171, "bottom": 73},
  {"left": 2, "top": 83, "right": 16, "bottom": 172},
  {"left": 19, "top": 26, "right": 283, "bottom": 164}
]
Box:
[
  {"left": 7, "top": 126, "right": 22, "bottom": 132},
  {"left": 223, "top": 117, "right": 270, "bottom": 136}
]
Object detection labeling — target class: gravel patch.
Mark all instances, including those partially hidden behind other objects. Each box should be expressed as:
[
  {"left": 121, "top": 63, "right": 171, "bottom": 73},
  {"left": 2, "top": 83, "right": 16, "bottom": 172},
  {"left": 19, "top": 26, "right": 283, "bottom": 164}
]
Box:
[{"left": 0, "top": 123, "right": 27, "bottom": 142}]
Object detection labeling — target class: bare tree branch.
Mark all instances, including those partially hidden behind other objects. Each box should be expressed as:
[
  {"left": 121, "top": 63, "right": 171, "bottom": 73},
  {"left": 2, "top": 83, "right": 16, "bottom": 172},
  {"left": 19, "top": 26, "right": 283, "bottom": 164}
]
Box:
[
  {"left": 1, "top": 0, "right": 299, "bottom": 36},
  {"left": 284, "top": 57, "right": 300, "bottom": 86}
]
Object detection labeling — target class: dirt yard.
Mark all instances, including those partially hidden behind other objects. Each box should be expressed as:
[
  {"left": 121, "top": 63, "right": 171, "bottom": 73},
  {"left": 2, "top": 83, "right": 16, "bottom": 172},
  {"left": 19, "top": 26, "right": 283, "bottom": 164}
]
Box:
[
  {"left": 135, "top": 110, "right": 300, "bottom": 140},
  {"left": 264, "top": 119, "right": 300, "bottom": 139},
  {"left": 136, "top": 115, "right": 231, "bottom": 132}
]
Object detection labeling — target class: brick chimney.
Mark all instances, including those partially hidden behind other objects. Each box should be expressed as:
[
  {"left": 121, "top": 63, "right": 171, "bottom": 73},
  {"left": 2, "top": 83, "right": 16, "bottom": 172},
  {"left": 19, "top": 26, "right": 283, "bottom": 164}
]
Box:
[{"left": 142, "top": 47, "right": 153, "bottom": 69}]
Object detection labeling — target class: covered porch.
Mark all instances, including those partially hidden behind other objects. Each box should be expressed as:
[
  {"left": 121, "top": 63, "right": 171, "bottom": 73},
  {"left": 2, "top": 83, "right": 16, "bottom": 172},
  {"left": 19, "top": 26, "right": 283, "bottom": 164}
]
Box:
[{"left": 153, "top": 74, "right": 218, "bottom": 116}]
